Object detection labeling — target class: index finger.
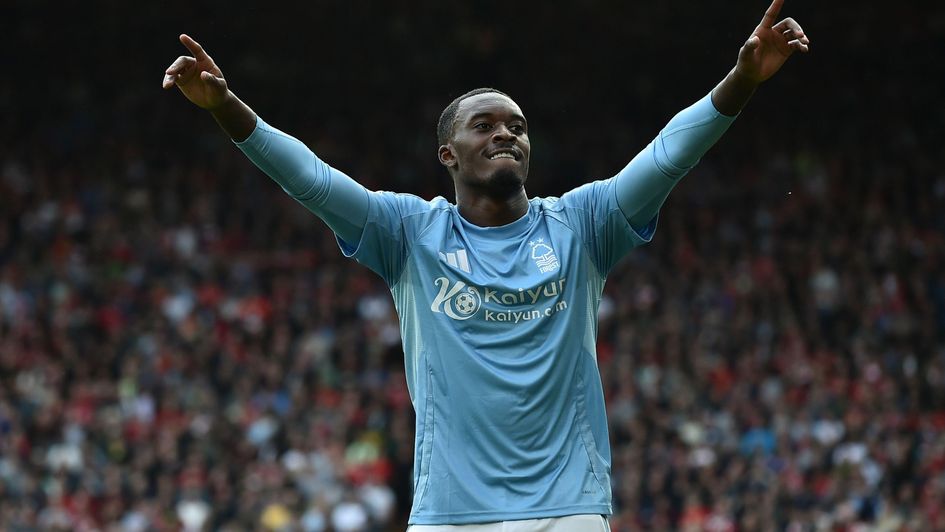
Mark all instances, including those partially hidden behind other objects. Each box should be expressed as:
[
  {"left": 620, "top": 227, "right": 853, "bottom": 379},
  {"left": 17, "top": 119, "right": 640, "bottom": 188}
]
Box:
[
  {"left": 760, "top": 0, "right": 784, "bottom": 28},
  {"left": 180, "top": 34, "right": 209, "bottom": 60}
]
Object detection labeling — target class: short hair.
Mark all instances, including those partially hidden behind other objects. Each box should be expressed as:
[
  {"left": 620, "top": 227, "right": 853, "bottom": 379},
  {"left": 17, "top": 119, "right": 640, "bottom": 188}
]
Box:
[{"left": 437, "top": 87, "right": 511, "bottom": 146}]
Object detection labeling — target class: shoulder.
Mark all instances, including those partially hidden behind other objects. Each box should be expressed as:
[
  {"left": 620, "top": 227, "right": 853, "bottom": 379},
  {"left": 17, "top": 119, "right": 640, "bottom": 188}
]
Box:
[
  {"left": 365, "top": 191, "right": 453, "bottom": 232},
  {"left": 532, "top": 178, "right": 619, "bottom": 216},
  {"left": 367, "top": 191, "right": 451, "bottom": 215},
  {"left": 529, "top": 195, "right": 577, "bottom": 232},
  {"left": 530, "top": 195, "right": 563, "bottom": 212}
]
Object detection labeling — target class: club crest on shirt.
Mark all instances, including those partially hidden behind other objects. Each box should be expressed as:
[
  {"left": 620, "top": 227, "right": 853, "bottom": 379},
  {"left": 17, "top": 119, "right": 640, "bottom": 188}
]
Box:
[{"left": 529, "top": 238, "right": 559, "bottom": 273}]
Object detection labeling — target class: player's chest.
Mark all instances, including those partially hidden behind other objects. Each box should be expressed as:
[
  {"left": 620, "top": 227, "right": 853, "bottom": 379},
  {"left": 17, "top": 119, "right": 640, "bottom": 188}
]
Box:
[
  {"left": 408, "top": 221, "right": 587, "bottom": 321},
  {"left": 418, "top": 222, "right": 576, "bottom": 283}
]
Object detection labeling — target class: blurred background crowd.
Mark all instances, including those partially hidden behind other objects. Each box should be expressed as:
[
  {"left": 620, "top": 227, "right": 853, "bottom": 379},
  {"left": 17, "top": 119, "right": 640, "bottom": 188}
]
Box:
[{"left": 2, "top": 0, "right": 943, "bottom": 530}]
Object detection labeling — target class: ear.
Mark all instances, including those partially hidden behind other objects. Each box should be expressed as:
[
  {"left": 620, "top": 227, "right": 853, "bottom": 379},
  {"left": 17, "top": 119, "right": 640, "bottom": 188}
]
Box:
[{"left": 438, "top": 144, "right": 457, "bottom": 169}]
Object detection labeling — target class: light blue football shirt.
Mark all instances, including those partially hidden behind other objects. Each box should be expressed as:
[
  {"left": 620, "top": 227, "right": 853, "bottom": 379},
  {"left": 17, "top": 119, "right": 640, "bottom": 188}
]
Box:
[
  {"left": 338, "top": 183, "right": 652, "bottom": 524},
  {"left": 234, "top": 92, "right": 735, "bottom": 525}
]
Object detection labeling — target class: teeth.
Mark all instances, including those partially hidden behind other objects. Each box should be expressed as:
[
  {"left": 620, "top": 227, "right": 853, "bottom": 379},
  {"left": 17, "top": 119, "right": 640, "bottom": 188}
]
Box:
[{"left": 489, "top": 153, "right": 515, "bottom": 160}]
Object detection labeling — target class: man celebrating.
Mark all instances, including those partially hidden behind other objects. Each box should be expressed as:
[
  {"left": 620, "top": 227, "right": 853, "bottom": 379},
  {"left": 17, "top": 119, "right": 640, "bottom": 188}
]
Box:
[{"left": 163, "top": 1, "right": 808, "bottom": 530}]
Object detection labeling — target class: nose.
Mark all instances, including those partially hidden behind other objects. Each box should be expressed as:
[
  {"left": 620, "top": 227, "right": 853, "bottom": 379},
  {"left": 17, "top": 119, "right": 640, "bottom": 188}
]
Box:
[{"left": 491, "top": 123, "right": 517, "bottom": 142}]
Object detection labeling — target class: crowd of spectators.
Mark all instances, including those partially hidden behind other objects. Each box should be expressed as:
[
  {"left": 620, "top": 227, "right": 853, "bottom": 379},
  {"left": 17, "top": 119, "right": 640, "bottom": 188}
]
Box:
[{"left": 2, "top": 1, "right": 943, "bottom": 530}]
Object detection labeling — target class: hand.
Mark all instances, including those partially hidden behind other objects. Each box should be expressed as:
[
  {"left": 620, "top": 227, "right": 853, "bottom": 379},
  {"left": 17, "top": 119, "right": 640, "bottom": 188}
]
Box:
[
  {"left": 735, "top": 0, "right": 810, "bottom": 84},
  {"left": 162, "top": 34, "right": 230, "bottom": 110}
]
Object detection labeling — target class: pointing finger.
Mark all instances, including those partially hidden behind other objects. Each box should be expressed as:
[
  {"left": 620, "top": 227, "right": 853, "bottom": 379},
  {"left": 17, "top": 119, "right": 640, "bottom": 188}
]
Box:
[
  {"left": 760, "top": 0, "right": 784, "bottom": 28},
  {"left": 180, "top": 34, "right": 210, "bottom": 61}
]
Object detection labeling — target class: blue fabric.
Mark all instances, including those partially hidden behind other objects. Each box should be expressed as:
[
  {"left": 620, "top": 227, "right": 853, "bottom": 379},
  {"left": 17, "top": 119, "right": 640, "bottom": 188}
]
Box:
[
  {"left": 615, "top": 93, "right": 735, "bottom": 229},
  {"left": 342, "top": 182, "right": 646, "bottom": 524},
  {"left": 235, "top": 118, "right": 369, "bottom": 245}
]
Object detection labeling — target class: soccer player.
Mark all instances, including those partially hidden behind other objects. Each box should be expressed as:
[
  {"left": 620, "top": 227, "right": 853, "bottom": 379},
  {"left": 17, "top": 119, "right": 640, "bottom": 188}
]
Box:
[{"left": 163, "top": 1, "right": 808, "bottom": 530}]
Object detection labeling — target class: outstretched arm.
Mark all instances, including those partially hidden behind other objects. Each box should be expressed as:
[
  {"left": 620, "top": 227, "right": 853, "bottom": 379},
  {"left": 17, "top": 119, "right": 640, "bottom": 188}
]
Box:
[
  {"left": 162, "top": 35, "right": 369, "bottom": 245},
  {"left": 616, "top": 0, "right": 810, "bottom": 229}
]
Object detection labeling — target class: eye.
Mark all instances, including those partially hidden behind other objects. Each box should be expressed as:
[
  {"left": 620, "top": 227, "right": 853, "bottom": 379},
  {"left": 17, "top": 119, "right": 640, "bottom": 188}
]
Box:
[
  {"left": 510, "top": 124, "right": 526, "bottom": 134},
  {"left": 474, "top": 122, "right": 492, "bottom": 130}
]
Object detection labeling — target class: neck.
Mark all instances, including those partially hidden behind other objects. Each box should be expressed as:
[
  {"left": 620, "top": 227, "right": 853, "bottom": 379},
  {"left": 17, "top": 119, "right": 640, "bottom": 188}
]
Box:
[{"left": 455, "top": 187, "right": 529, "bottom": 227}]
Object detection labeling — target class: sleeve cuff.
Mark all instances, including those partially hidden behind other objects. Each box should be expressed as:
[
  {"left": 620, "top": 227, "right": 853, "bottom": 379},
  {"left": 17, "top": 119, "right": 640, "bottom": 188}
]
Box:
[{"left": 233, "top": 115, "right": 264, "bottom": 148}]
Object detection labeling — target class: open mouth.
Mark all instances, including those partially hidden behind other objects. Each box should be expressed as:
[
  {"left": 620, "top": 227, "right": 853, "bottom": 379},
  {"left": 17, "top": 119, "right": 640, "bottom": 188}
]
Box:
[{"left": 487, "top": 150, "right": 517, "bottom": 161}]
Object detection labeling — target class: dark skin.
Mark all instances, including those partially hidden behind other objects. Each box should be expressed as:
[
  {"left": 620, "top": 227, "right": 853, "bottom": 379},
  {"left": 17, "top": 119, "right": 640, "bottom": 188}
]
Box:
[
  {"left": 437, "top": 93, "right": 532, "bottom": 226},
  {"left": 163, "top": 0, "right": 808, "bottom": 227}
]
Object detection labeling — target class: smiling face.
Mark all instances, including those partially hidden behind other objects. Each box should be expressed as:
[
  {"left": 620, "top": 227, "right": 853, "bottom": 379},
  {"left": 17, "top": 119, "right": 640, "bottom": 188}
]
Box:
[{"left": 438, "top": 92, "right": 531, "bottom": 199}]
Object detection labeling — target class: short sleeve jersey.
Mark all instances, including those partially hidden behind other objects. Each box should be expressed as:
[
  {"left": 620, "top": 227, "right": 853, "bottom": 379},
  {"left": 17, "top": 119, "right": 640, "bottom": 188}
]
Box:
[{"left": 340, "top": 178, "right": 654, "bottom": 525}]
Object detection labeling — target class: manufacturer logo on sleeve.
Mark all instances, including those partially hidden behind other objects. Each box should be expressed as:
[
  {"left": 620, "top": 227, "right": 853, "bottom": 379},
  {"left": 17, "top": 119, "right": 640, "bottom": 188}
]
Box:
[{"left": 529, "top": 239, "right": 559, "bottom": 273}]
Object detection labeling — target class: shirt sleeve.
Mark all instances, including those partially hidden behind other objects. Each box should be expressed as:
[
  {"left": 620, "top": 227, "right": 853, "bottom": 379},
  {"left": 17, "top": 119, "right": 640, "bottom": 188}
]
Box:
[
  {"left": 558, "top": 178, "right": 651, "bottom": 276},
  {"left": 336, "top": 191, "right": 434, "bottom": 286},
  {"left": 615, "top": 92, "right": 736, "bottom": 230},
  {"left": 234, "top": 117, "right": 370, "bottom": 246}
]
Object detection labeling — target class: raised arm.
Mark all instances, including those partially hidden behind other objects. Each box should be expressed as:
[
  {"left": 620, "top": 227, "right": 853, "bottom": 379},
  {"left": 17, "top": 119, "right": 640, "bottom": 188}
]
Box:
[
  {"left": 616, "top": 0, "right": 809, "bottom": 229},
  {"left": 161, "top": 35, "right": 369, "bottom": 245}
]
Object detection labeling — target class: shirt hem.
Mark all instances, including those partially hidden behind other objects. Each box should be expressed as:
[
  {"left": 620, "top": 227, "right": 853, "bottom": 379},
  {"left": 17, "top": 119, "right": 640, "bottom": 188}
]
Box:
[{"left": 407, "top": 504, "right": 612, "bottom": 525}]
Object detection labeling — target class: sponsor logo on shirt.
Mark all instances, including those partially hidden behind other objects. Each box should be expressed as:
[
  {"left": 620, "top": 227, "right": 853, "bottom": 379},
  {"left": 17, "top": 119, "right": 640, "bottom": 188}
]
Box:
[
  {"left": 529, "top": 239, "right": 559, "bottom": 273},
  {"left": 430, "top": 277, "right": 568, "bottom": 322},
  {"left": 438, "top": 249, "right": 471, "bottom": 273},
  {"left": 429, "top": 278, "right": 482, "bottom": 320}
]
